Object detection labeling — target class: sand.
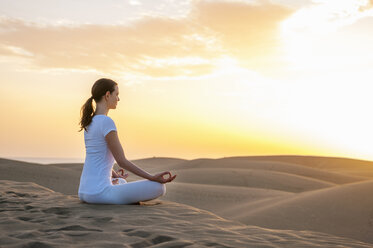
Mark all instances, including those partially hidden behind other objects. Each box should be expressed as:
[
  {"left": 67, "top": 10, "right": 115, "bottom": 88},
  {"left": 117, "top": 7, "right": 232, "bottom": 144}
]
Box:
[{"left": 1, "top": 155, "right": 373, "bottom": 247}]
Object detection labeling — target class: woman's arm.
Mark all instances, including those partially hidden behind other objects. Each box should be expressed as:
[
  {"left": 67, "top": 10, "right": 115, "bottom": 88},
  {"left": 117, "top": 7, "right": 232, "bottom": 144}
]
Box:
[{"left": 105, "top": 131, "right": 154, "bottom": 180}]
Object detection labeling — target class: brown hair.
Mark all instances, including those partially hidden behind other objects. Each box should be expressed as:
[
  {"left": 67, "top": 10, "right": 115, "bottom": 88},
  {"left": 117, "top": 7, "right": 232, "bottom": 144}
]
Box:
[{"left": 78, "top": 78, "right": 118, "bottom": 132}]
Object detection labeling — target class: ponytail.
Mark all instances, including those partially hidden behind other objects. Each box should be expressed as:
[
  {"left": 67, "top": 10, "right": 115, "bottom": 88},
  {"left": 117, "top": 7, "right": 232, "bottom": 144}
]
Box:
[
  {"left": 78, "top": 78, "right": 117, "bottom": 132},
  {"left": 78, "top": 97, "right": 95, "bottom": 132}
]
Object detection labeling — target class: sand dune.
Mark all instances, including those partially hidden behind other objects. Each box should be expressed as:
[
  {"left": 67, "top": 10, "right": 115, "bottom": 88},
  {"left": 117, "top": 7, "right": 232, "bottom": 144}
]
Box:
[
  {"left": 1, "top": 179, "right": 372, "bottom": 248},
  {"left": 130, "top": 157, "right": 188, "bottom": 168},
  {"left": 238, "top": 179, "right": 373, "bottom": 244},
  {"left": 217, "top": 155, "right": 373, "bottom": 178},
  {"left": 171, "top": 159, "right": 369, "bottom": 184},
  {"left": 161, "top": 181, "right": 294, "bottom": 212},
  {"left": 45, "top": 155, "right": 371, "bottom": 185},
  {"left": 1, "top": 155, "right": 373, "bottom": 246},
  {"left": 0, "top": 158, "right": 81, "bottom": 195},
  {"left": 170, "top": 168, "right": 336, "bottom": 192}
]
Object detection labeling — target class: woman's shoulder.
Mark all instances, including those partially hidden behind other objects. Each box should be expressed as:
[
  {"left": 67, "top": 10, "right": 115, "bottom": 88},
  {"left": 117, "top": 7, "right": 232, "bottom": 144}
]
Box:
[
  {"left": 94, "top": 115, "right": 114, "bottom": 120},
  {"left": 92, "top": 115, "right": 115, "bottom": 126},
  {"left": 98, "top": 115, "right": 116, "bottom": 125}
]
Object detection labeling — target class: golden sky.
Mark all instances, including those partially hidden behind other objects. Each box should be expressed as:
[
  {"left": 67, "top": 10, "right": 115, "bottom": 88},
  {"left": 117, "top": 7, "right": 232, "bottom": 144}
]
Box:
[{"left": 1, "top": 0, "right": 373, "bottom": 161}]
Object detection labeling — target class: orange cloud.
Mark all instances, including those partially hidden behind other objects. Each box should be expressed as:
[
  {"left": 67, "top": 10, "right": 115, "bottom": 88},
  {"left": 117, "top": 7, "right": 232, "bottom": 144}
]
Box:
[{"left": 0, "top": 1, "right": 293, "bottom": 77}]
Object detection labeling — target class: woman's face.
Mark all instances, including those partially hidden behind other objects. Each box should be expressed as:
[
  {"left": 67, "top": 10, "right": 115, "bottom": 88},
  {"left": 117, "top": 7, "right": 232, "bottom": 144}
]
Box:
[{"left": 106, "top": 85, "right": 120, "bottom": 109}]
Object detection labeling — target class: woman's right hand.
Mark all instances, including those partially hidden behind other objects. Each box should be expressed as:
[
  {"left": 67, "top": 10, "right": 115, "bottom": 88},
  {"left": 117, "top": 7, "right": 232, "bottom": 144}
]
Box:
[{"left": 151, "top": 171, "right": 177, "bottom": 184}]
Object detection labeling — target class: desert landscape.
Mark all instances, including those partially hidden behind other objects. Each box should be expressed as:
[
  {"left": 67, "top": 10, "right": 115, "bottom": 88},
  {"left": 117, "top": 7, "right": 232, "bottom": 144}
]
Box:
[
  {"left": 2, "top": 0, "right": 373, "bottom": 247},
  {"left": 1, "top": 155, "right": 373, "bottom": 247}
]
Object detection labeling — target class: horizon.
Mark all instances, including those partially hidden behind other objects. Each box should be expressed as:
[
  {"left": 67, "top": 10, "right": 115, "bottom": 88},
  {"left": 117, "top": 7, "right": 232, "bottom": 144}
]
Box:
[
  {"left": 5, "top": 153, "right": 373, "bottom": 165},
  {"left": 1, "top": 1, "right": 373, "bottom": 161}
]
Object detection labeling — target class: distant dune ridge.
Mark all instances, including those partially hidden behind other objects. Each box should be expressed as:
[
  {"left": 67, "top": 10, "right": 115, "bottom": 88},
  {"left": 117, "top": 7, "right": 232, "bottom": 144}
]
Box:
[{"left": 1, "top": 155, "right": 373, "bottom": 247}]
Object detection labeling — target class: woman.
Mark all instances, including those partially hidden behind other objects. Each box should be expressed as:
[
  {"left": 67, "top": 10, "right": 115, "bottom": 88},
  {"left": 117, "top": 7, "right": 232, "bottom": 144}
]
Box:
[{"left": 78, "top": 78, "right": 177, "bottom": 204}]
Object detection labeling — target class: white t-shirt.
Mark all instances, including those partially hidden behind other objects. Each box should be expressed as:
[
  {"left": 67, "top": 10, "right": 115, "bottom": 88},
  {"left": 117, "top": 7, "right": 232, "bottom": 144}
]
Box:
[{"left": 78, "top": 114, "right": 117, "bottom": 195}]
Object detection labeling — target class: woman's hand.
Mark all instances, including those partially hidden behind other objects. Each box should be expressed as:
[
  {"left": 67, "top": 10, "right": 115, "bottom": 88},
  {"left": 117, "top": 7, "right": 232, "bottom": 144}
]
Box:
[
  {"left": 113, "top": 168, "right": 129, "bottom": 179},
  {"left": 150, "top": 171, "right": 177, "bottom": 184},
  {"left": 112, "top": 169, "right": 129, "bottom": 185}
]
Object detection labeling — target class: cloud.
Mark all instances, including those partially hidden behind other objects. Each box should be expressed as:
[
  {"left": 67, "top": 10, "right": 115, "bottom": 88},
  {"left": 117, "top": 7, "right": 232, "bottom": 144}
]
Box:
[
  {"left": 190, "top": 0, "right": 292, "bottom": 72},
  {"left": 0, "top": 1, "right": 293, "bottom": 77},
  {"left": 283, "top": 0, "right": 373, "bottom": 34}
]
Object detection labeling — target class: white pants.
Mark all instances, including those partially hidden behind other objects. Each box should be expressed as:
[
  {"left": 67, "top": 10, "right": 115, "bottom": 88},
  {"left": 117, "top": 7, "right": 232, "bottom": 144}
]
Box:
[{"left": 79, "top": 178, "right": 166, "bottom": 205}]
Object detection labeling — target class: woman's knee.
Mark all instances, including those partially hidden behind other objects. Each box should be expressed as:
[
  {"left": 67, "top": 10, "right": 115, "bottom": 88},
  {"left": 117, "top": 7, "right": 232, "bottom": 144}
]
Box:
[
  {"left": 158, "top": 183, "right": 166, "bottom": 197},
  {"left": 144, "top": 180, "right": 166, "bottom": 197}
]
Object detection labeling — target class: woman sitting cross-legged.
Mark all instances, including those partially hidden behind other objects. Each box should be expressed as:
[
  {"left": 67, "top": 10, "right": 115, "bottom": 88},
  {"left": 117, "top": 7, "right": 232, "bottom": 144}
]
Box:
[{"left": 78, "top": 78, "right": 177, "bottom": 205}]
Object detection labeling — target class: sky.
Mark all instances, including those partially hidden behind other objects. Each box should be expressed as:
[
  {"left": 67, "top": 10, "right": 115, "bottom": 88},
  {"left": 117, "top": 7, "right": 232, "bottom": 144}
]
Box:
[{"left": 1, "top": 0, "right": 373, "bottom": 162}]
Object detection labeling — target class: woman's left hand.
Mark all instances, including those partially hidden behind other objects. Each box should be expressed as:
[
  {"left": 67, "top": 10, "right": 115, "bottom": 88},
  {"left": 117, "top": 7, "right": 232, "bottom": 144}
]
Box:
[{"left": 114, "top": 168, "right": 129, "bottom": 179}]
